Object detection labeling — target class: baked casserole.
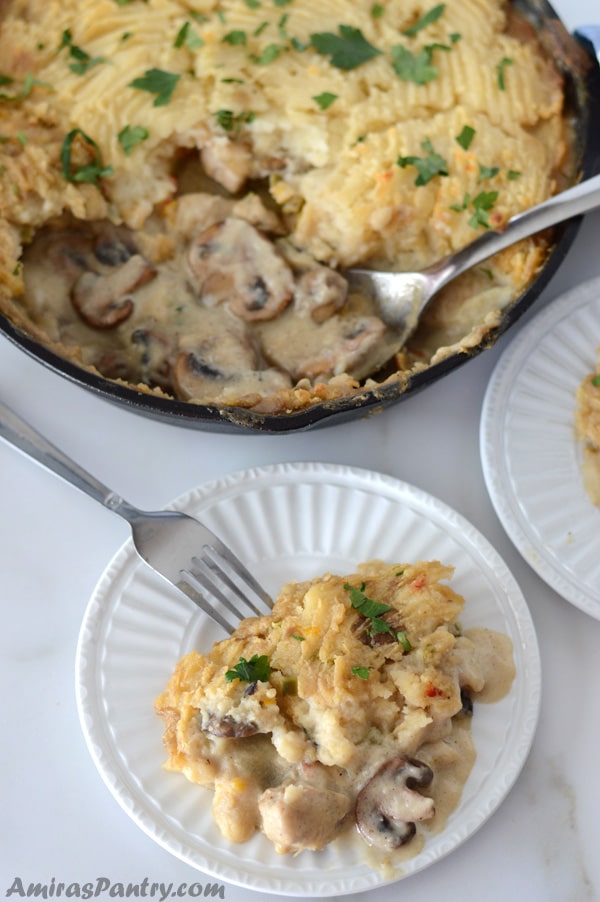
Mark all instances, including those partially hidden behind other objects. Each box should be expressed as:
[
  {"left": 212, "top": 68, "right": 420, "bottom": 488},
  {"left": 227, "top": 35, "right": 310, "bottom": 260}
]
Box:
[
  {"left": 156, "top": 560, "right": 515, "bottom": 860},
  {"left": 0, "top": 0, "right": 573, "bottom": 413}
]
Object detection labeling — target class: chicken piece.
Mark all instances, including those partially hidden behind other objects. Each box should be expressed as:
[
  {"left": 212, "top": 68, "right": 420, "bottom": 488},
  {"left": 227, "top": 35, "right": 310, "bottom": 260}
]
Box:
[{"left": 259, "top": 782, "right": 351, "bottom": 854}]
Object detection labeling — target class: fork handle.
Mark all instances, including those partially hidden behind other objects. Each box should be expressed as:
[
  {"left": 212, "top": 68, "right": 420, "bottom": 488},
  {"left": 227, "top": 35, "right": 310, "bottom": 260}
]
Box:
[{"left": 0, "top": 400, "right": 138, "bottom": 520}]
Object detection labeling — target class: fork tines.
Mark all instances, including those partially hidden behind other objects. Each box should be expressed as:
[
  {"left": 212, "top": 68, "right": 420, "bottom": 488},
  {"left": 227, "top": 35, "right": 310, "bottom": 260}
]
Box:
[{"left": 178, "top": 545, "right": 273, "bottom": 634}]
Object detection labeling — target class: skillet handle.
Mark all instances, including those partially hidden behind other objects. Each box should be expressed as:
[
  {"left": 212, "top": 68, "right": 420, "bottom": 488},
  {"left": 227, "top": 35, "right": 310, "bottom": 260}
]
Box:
[{"left": 575, "top": 26, "right": 600, "bottom": 63}]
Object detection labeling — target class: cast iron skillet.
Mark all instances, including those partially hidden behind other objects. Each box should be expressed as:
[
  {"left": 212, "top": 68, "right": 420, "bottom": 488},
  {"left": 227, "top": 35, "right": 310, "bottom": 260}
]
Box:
[{"left": 2, "top": 0, "right": 600, "bottom": 433}]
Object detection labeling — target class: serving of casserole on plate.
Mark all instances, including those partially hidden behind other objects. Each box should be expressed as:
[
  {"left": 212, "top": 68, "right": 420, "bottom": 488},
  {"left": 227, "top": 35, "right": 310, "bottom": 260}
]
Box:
[
  {"left": 0, "top": 0, "right": 590, "bottom": 425},
  {"left": 76, "top": 462, "right": 541, "bottom": 895}
]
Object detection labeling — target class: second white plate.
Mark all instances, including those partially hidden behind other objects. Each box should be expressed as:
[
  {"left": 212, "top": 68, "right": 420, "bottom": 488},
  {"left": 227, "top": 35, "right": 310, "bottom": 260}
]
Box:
[
  {"left": 481, "top": 275, "right": 600, "bottom": 619},
  {"left": 75, "top": 461, "right": 540, "bottom": 897}
]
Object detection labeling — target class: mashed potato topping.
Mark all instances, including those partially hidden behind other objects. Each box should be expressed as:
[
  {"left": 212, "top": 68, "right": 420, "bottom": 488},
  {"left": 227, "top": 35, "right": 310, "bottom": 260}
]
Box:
[
  {"left": 155, "top": 560, "right": 515, "bottom": 858},
  {"left": 576, "top": 349, "right": 600, "bottom": 505},
  {"left": 0, "top": 0, "right": 570, "bottom": 411}
]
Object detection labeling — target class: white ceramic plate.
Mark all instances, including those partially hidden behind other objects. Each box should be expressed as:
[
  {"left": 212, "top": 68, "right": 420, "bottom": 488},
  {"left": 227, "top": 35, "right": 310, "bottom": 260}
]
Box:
[
  {"left": 76, "top": 461, "right": 540, "bottom": 897},
  {"left": 481, "top": 275, "right": 600, "bottom": 620}
]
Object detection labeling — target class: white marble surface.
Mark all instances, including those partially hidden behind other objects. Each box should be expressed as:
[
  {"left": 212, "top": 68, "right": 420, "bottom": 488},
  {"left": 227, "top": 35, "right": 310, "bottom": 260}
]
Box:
[{"left": 2, "top": 2, "right": 600, "bottom": 899}]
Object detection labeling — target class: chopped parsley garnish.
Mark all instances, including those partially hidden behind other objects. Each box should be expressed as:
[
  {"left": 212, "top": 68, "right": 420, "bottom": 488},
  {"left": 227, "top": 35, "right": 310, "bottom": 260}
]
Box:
[
  {"left": 450, "top": 190, "right": 499, "bottom": 228},
  {"left": 59, "top": 29, "right": 108, "bottom": 76},
  {"left": 313, "top": 91, "right": 338, "bottom": 110},
  {"left": 344, "top": 582, "right": 397, "bottom": 639},
  {"left": 478, "top": 163, "right": 499, "bottom": 181},
  {"left": 215, "top": 109, "right": 255, "bottom": 132},
  {"left": 254, "top": 21, "right": 270, "bottom": 37},
  {"left": 225, "top": 654, "right": 271, "bottom": 683},
  {"left": 310, "top": 26, "right": 383, "bottom": 71},
  {"left": 118, "top": 124, "right": 149, "bottom": 155},
  {"left": 507, "top": 169, "right": 521, "bottom": 180},
  {"left": 278, "top": 13, "right": 290, "bottom": 38},
  {"left": 496, "top": 56, "right": 513, "bottom": 90},
  {"left": 397, "top": 138, "right": 448, "bottom": 185},
  {"left": 274, "top": 0, "right": 292, "bottom": 6},
  {"left": 456, "top": 124, "right": 475, "bottom": 150},
  {"left": 592, "top": 374, "right": 600, "bottom": 387},
  {"left": 222, "top": 30, "right": 247, "bottom": 46},
  {"left": 0, "top": 72, "right": 52, "bottom": 102},
  {"left": 469, "top": 190, "right": 499, "bottom": 229},
  {"left": 60, "top": 128, "right": 113, "bottom": 188},
  {"left": 371, "top": 3, "right": 385, "bottom": 17},
  {"left": 128, "top": 68, "right": 181, "bottom": 106},
  {"left": 174, "top": 22, "right": 204, "bottom": 50},
  {"left": 397, "top": 631, "right": 412, "bottom": 652},
  {"left": 391, "top": 44, "right": 438, "bottom": 85},
  {"left": 245, "top": 0, "right": 261, "bottom": 6},
  {"left": 352, "top": 666, "right": 371, "bottom": 680},
  {"left": 402, "top": 3, "right": 446, "bottom": 37},
  {"left": 250, "top": 44, "right": 282, "bottom": 64}
]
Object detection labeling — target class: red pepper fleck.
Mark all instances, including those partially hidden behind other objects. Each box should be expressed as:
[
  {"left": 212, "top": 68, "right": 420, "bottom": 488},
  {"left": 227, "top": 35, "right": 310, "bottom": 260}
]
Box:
[
  {"left": 425, "top": 683, "right": 444, "bottom": 698},
  {"left": 412, "top": 575, "right": 426, "bottom": 589}
]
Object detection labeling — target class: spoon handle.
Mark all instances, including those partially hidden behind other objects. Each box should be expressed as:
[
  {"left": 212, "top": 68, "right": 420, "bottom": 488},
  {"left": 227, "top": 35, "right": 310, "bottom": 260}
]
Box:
[{"left": 435, "top": 172, "right": 600, "bottom": 287}]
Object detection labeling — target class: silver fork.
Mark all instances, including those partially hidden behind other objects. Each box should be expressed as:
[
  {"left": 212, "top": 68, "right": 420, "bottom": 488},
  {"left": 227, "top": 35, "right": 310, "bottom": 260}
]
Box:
[{"left": 0, "top": 400, "right": 272, "bottom": 633}]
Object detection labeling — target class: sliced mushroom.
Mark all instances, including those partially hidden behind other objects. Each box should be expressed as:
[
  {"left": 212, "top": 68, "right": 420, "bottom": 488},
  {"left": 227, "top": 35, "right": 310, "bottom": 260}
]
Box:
[
  {"left": 93, "top": 232, "right": 135, "bottom": 267},
  {"left": 130, "top": 328, "right": 173, "bottom": 389},
  {"left": 294, "top": 265, "right": 348, "bottom": 323},
  {"left": 71, "top": 254, "right": 156, "bottom": 329},
  {"left": 171, "top": 325, "right": 257, "bottom": 401},
  {"left": 260, "top": 313, "right": 386, "bottom": 382},
  {"left": 45, "top": 232, "right": 92, "bottom": 278},
  {"left": 187, "top": 218, "right": 294, "bottom": 322},
  {"left": 203, "top": 713, "right": 259, "bottom": 739},
  {"left": 355, "top": 756, "right": 435, "bottom": 850}
]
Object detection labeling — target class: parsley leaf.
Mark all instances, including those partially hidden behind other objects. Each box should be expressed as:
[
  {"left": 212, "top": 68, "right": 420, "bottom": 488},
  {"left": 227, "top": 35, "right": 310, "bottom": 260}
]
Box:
[
  {"left": 174, "top": 22, "right": 204, "bottom": 50},
  {"left": 59, "top": 29, "right": 108, "bottom": 76},
  {"left": 352, "top": 666, "right": 371, "bottom": 680},
  {"left": 0, "top": 72, "right": 51, "bottom": 102},
  {"left": 225, "top": 654, "right": 271, "bottom": 683},
  {"left": 397, "top": 631, "right": 412, "bottom": 652},
  {"left": 592, "top": 374, "right": 600, "bottom": 387},
  {"left": 250, "top": 44, "right": 282, "bottom": 64},
  {"left": 403, "top": 3, "right": 446, "bottom": 37},
  {"left": 496, "top": 56, "right": 513, "bottom": 91},
  {"left": 391, "top": 44, "right": 438, "bottom": 84},
  {"left": 310, "top": 26, "right": 382, "bottom": 71},
  {"left": 479, "top": 163, "right": 499, "bottom": 181},
  {"left": 128, "top": 68, "right": 181, "bottom": 106},
  {"left": 313, "top": 91, "right": 338, "bottom": 110},
  {"left": 371, "top": 3, "right": 385, "bottom": 18},
  {"left": 344, "top": 582, "right": 396, "bottom": 639},
  {"left": 455, "top": 124, "right": 475, "bottom": 150},
  {"left": 60, "top": 128, "right": 113, "bottom": 188},
  {"left": 222, "top": 30, "right": 247, "bottom": 46},
  {"left": 118, "top": 124, "right": 149, "bottom": 155},
  {"left": 397, "top": 138, "right": 448, "bottom": 185},
  {"left": 469, "top": 190, "right": 499, "bottom": 229},
  {"left": 215, "top": 109, "right": 255, "bottom": 132}
]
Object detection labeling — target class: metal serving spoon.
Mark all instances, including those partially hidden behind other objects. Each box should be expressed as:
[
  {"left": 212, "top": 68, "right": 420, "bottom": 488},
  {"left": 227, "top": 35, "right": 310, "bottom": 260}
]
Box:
[{"left": 346, "top": 172, "right": 600, "bottom": 374}]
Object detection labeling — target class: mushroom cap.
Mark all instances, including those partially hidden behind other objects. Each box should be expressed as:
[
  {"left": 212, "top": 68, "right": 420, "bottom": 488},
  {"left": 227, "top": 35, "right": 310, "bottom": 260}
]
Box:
[{"left": 355, "top": 755, "right": 435, "bottom": 850}]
